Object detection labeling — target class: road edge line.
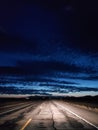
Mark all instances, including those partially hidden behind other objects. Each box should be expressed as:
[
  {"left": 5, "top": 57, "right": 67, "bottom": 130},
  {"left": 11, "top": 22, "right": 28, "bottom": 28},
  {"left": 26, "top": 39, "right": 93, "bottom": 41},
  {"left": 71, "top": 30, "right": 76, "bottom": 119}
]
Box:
[{"left": 55, "top": 102, "right": 98, "bottom": 130}]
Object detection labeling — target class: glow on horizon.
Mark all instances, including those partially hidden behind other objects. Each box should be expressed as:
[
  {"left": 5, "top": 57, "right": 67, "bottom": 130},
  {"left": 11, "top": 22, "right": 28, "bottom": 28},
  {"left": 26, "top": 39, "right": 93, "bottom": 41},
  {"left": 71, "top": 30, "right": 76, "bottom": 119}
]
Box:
[
  {"left": 0, "top": 91, "right": 98, "bottom": 98},
  {"left": 49, "top": 91, "right": 98, "bottom": 97}
]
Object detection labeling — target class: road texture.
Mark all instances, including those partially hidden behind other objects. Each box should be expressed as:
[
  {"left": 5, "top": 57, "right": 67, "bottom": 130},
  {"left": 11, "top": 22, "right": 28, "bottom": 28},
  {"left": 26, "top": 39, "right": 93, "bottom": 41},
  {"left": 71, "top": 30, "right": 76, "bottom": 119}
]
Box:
[{"left": 0, "top": 100, "right": 98, "bottom": 130}]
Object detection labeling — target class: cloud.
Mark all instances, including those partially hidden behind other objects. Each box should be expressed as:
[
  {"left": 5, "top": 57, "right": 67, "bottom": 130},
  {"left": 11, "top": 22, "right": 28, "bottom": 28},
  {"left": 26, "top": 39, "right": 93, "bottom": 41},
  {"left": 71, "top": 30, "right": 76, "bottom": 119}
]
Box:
[
  {"left": 0, "top": 59, "right": 97, "bottom": 83},
  {"left": 0, "top": 86, "right": 19, "bottom": 94},
  {"left": 39, "top": 83, "right": 98, "bottom": 92},
  {"left": 77, "top": 76, "right": 98, "bottom": 81},
  {"left": 0, "top": 85, "right": 98, "bottom": 95},
  {"left": 0, "top": 74, "right": 78, "bottom": 85},
  {"left": 17, "top": 60, "right": 97, "bottom": 75}
]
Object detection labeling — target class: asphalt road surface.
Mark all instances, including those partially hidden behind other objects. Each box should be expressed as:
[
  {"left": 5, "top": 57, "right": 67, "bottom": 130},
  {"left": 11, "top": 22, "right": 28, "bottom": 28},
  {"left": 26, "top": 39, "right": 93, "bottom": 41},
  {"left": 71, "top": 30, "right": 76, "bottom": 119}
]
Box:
[{"left": 0, "top": 100, "right": 98, "bottom": 130}]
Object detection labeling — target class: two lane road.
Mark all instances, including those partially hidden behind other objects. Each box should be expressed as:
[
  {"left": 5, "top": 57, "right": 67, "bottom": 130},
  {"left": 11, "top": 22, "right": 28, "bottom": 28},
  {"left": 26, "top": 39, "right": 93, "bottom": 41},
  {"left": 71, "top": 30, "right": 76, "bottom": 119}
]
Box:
[{"left": 0, "top": 100, "right": 98, "bottom": 130}]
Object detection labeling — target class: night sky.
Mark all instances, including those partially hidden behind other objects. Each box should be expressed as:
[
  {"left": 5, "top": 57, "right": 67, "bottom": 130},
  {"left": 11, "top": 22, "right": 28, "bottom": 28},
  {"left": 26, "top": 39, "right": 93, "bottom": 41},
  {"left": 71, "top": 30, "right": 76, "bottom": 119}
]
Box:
[{"left": 0, "top": 0, "right": 98, "bottom": 96}]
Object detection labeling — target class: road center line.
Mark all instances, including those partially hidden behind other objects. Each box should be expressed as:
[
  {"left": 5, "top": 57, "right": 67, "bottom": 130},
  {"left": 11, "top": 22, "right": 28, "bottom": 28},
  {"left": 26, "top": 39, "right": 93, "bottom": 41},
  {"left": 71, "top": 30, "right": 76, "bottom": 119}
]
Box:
[
  {"left": 20, "top": 118, "right": 32, "bottom": 130},
  {"left": 55, "top": 102, "right": 98, "bottom": 130},
  {"left": 19, "top": 102, "right": 44, "bottom": 130}
]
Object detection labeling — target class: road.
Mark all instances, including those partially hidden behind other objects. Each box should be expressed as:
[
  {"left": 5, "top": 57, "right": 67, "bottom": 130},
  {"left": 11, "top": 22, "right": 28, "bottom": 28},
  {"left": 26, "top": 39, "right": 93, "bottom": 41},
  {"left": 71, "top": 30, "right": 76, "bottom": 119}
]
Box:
[{"left": 0, "top": 100, "right": 98, "bottom": 130}]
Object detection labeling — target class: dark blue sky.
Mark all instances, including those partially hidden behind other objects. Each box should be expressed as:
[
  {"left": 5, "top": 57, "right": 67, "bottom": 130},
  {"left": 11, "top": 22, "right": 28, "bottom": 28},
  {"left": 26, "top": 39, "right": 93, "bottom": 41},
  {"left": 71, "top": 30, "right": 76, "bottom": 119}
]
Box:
[{"left": 0, "top": 0, "right": 98, "bottom": 96}]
